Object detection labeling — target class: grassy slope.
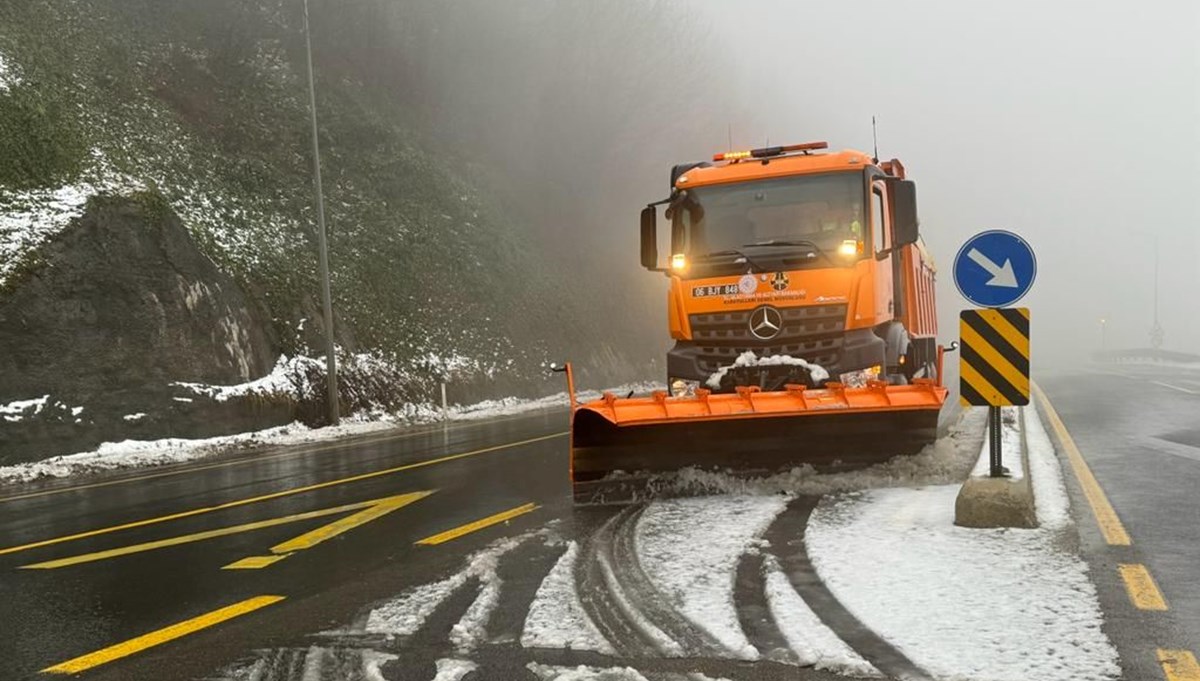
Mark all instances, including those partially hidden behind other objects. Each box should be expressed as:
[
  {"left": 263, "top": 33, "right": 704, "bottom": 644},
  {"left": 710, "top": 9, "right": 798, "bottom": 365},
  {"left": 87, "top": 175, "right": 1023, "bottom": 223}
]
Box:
[{"left": 0, "top": 0, "right": 584, "bottom": 399}]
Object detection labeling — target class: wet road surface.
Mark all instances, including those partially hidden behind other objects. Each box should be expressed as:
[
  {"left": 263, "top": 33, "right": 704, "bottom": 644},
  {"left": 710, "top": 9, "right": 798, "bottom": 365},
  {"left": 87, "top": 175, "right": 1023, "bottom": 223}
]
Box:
[{"left": 1039, "top": 363, "right": 1200, "bottom": 681}]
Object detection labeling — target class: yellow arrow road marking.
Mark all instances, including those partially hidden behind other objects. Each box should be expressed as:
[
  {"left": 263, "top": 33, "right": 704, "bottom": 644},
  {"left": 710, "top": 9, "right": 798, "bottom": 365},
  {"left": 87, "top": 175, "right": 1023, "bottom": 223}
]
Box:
[
  {"left": 42, "top": 595, "right": 285, "bottom": 674},
  {"left": 0, "top": 432, "right": 564, "bottom": 557},
  {"left": 1119, "top": 563, "right": 1168, "bottom": 611},
  {"left": 21, "top": 491, "right": 432, "bottom": 570},
  {"left": 1160, "top": 650, "right": 1200, "bottom": 681},
  {"left": 416, "top": 502, "right": 539, "bottom": 546},
  {"left": 1031, "top": 383, "right": 1131, "bottom": 545}
]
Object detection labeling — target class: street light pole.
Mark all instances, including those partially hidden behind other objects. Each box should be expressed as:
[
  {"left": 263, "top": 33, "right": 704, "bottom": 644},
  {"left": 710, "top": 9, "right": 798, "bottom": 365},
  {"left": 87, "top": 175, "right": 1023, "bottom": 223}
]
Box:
[{"left": 302, "top": 0, "right": 339, "bottom": 425}]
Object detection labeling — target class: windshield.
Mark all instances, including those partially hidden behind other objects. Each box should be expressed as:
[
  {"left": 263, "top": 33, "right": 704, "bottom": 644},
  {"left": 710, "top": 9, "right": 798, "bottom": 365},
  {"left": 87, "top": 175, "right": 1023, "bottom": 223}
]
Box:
[{"left": 672, "top": 171, "right": 866, "bottom": 257}]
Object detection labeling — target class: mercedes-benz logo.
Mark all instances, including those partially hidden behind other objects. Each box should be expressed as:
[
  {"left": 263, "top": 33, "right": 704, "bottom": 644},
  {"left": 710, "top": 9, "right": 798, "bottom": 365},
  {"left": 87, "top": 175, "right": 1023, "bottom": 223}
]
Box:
[{"left": 748, "top": 305, "right": 783, "bottom": 340}]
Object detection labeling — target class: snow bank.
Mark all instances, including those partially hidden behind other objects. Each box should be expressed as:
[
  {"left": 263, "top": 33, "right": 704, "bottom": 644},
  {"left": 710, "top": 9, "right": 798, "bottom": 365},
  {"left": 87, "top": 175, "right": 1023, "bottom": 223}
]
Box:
[
  {"left": 804, "top": 481, "right": 1119, "bottom": 679},
  {"left": 648, "top": 408, "right": 985, "bottom": 498},
  {"left": 1026, "top": 401, "right": 1072, "bottom": 530},
  {"left": 762, "top": 557, "right": 879, "bottom": 676},
  {"left": 634, "top": 496, "right": 788, "bottom": 659},
  {"left": 522, "top": 542, "right": 615, "bottom": 654},
  {"left": 705, "top": 351, "right": 829, "bottom": 389},
  {"left": 0, "top": 381, "right": 661, "bottom": 485}
]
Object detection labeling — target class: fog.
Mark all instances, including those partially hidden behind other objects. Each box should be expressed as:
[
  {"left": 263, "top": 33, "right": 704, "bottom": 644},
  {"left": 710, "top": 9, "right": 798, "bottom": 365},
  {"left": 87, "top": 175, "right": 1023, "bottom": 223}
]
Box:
[
  {"left": 691, "top": 1, "right": 1200, "bottom": 366},
  {"left": 346, "top": 2, "right": 1198, "bottom": 371}
]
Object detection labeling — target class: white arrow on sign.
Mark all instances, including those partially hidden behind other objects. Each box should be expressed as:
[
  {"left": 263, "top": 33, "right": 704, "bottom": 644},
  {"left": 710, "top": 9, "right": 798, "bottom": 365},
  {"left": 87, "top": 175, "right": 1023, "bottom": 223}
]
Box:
[{"left": 967, "top": 248, "right": 1019, "bottom": 288}]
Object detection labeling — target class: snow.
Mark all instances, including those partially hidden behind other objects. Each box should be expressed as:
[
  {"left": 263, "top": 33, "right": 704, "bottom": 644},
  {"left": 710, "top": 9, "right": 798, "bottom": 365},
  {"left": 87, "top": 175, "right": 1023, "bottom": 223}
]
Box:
[
  {"left": 1, "top": 395, "right": 49, "bottom": 422},
  {"left": 0, "top": 419, "right": 398, "bottom": 485},
  {"left": 0, "top": 52, "right": 19, "bottom": 92},
  {"left": 1026, "top": 402, "right": 1071, "bottom": 530},
  {"left": 172, "top": 355, "right": 311, "bottom": 401},
  {"left": 433, "top": 658, "right": 477, "bottom": 681},
  {"left": 526, "top": 664, "right": 649, "bottom": 681},
  {"left": 522, "top": 542, "right": 615, "bottom": 654},
  {"left": 361, "top": 651, "right": 397, "bottom": 681},
  {"left": 803, "top": 406, "right": 1120, "bottom": 681},
  {"left": 649, "top": 408, "right": 985, "bottom": 498},
  {"left": 705, "top": 350, "right": 830, "bottom": 389},
  {"left": 122, "top": 413, "right": 147, "bottom": 422},
  {"left": 0, "top": 149, "right": 144, "bottom": 288},
  {"left": 0, "top": 381, "right": 661, "bottom": 485},
  {"left": 365, "top": 533, "right": 534, "bottom": 639},
  {"left": 762, "top": 556, "right": 879, "bottom": 676},
  {"left": 968, "top": 406, "right": 1024, "bottom": 479},
  {"left": 633, "top": 496, "right": 788, "bottom": 659}
]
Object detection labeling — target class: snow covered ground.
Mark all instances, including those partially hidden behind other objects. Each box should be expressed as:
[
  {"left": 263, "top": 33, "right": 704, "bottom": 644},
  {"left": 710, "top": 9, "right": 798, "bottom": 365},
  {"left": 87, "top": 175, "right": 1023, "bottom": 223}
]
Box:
[
  {"left": 0, "top": 51, "right": 19, "bottom": 92},
  {"left": 0, "top": 380, "right": 662, "bottom": 485},
  {"left": 803, "top": 402, "right": 1119, "bottom": 681}
]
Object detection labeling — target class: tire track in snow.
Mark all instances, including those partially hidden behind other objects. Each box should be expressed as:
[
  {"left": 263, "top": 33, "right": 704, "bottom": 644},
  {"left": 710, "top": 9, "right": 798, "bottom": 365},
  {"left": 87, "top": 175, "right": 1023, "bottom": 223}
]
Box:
[
  {"left": 763, "top": 496, "right": 931, "bottom": 681},
  {"left": 732, "top": 552, "right": 798, "bottom": 665},
  {"left": 575, "top": 504, "right": 728, "bottom": 659}
]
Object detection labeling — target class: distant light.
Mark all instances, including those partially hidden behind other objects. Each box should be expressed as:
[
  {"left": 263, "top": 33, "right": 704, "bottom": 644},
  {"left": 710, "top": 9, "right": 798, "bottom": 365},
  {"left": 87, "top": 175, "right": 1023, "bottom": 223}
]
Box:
[{"left": 671, "top": 253, "right": 687, "bottom": 271}]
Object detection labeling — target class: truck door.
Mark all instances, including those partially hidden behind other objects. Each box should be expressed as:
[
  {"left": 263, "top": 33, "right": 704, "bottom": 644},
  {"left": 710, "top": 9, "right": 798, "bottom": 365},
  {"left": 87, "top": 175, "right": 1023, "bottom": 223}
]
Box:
[{"left": 870, "top": 180, "right": 894, "bottom": 321}]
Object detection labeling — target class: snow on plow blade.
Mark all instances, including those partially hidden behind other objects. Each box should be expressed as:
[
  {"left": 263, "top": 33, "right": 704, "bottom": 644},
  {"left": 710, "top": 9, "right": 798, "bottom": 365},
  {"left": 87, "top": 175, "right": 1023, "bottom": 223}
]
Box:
[{"left": 571, "top": 380, "right": 948, "bottom": 504}]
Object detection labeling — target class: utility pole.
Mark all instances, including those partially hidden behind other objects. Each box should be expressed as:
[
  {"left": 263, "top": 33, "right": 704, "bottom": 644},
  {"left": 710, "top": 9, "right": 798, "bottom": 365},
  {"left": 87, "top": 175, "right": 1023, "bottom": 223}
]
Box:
[
  {"left": 1150, "top": 237, "right": 1164, "bottom": 350},
  {"left": 302, "top": 0, "right": 339, "bottom": 424},
  {"left": 1100, "top": 317, "right": 1107, "bottom": 351}
]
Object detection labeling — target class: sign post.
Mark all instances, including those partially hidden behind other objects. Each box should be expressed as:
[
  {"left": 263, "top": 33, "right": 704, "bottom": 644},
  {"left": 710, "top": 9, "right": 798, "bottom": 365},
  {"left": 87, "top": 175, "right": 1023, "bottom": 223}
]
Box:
[{"left": 954, "top": 230, "right": 1036, "bottom": 478}]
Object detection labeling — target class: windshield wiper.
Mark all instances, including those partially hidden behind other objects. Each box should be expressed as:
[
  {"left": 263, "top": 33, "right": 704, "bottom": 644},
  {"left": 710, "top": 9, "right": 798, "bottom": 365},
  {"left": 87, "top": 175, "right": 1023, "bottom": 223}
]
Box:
[
  {"left": 693, "top": 249, "right": 770, "bottom": 272},
  {"left": 743, "top": 239, "right": 833, "bottom": 263}
]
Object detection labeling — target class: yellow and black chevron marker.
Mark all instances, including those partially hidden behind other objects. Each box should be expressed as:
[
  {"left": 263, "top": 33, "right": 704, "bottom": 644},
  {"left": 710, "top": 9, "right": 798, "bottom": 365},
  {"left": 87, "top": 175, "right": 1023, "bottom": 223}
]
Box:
[{"left": 960, "top": 308, "right": 1030, "bottom": 406}]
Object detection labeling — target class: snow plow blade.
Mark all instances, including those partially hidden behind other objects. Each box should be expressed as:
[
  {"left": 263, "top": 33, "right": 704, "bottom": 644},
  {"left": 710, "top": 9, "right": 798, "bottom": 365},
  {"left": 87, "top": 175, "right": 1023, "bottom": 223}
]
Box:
[{"left": 570, "top": 380, "right": 948, "bottom": 504}]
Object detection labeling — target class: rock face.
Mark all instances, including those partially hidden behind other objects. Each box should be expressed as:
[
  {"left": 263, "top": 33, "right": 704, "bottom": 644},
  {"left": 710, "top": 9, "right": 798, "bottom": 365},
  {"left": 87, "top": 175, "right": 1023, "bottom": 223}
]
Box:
[
  {"left": 0, "top": 193, "right": 278, "bottom": 402},
  {"left": 0, "top": 194, "right": 289, "bottom": 463}
]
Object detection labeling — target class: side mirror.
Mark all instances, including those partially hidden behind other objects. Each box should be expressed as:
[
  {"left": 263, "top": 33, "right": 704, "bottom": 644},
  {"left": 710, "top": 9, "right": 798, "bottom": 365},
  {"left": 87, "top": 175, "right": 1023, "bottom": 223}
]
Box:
[
  {"left": 892, "top": 180, "right": 919, "bottom": 247},
  {"left": 640, "top": 206, "right": 658, "bottom": 269}
]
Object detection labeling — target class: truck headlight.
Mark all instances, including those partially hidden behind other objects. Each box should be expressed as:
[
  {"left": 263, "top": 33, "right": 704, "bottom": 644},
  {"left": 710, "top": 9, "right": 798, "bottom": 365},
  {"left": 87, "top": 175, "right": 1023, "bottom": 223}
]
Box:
[{"left": 670, "top": 378, "right": 700, "bottom": 397}]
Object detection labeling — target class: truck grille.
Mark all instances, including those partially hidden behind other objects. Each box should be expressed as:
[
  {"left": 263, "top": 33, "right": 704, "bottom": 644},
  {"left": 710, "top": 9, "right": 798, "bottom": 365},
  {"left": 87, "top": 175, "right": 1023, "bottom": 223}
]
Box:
[{"left": 689, "top": 304, "right": 847, "bottom": 373}]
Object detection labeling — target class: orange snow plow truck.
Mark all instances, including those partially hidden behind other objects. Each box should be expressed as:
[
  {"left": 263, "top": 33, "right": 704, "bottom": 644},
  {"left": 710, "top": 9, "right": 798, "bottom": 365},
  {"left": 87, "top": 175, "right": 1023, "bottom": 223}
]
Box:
[{"left": 563, "top": 141, "right": 949, "bottom": 503}]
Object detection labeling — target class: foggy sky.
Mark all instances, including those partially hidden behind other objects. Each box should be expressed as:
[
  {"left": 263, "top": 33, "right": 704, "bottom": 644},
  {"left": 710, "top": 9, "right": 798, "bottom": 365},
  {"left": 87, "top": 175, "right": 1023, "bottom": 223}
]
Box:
[{"left": 689, "top": 1, "right": 1200, "bottom": 364}]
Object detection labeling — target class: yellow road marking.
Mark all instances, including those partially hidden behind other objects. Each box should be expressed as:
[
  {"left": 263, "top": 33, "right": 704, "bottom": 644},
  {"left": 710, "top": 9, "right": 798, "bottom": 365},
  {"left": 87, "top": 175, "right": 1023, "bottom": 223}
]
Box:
[
  {"left": 41, "top": 595, "right": 284, "bottom": 674},
  {"left": 223, "top": 554, "right": 288, "bottom": 569},
  {"left": 1119, "top": 563, "right": 1168, "bottom": 610},
  {"left": 1160, "top": 650, "right": 1200, "bottom": 681},
  {"left": 416, "top": 502, "right": 539, "bottom": 546},
  {"left": 21, "top": 492, "right": 432, "bottom": 569},
  {"left": 271, "top": 490, "right": 431, "bottom": 553},
  {"left": 0, "top": 432, "right": 565, "bottom": 557},
  {"left": 1031, "top": 383, "right": 1131, "bottom": 545}
]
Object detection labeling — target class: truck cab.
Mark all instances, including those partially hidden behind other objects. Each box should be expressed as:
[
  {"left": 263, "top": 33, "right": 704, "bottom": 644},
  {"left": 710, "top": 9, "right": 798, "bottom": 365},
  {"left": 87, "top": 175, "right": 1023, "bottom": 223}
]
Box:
[{"left": 640, "top": 142, "right": 939, "bottom": 396}]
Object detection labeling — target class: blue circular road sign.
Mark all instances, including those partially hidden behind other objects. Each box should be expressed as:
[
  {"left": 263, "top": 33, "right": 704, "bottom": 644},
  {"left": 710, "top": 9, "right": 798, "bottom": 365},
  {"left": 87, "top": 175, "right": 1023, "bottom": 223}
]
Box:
[{"left": 953, "top": 230, "right": 1037, "bottom": 308}]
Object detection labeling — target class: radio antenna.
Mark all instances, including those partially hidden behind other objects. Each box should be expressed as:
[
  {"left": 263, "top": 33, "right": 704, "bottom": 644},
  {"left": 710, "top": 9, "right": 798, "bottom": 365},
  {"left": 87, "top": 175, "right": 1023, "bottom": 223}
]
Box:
[{"left": 872, "top": 115, "right": 879, "bottom": 163}]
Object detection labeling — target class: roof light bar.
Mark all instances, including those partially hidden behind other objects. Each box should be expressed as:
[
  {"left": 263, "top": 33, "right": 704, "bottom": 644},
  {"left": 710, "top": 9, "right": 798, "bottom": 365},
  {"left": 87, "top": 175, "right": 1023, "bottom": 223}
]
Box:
[{"left": 712, "top": 140, "right": 828, "bottom": 162}]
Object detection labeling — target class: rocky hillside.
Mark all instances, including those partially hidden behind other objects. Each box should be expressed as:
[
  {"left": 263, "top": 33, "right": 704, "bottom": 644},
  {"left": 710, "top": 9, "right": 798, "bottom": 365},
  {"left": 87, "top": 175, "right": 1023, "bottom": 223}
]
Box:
[{"left": 0, "top": 1, "right": 728, "bottom": 461}]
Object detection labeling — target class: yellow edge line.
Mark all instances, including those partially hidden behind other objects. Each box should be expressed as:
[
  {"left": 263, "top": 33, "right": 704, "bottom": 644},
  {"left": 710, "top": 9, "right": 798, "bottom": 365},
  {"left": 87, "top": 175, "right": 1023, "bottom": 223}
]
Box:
[
  {"left": 416, "top": 502, "right": 539, "bottom": 546},
  {"left": 0, "top": 433, "right": 564, "bottom": 557},
  {"left": 1031, "top": 382, "right": 1130, "bottom": 545},
  {"left": 41, "top": 595, "right": 285, "bottom": 674},
  {"left": 1160, "top": 650, "right": 1200, "bottom": 681},
  {"left": 1119, "top": 563, "right": 1168, "bottom": 610}
]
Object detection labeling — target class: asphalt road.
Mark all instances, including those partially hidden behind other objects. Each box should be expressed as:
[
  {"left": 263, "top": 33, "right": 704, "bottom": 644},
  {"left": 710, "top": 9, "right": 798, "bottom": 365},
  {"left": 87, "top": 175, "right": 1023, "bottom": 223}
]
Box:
[
  {"left": 1039, "top": 362, "right": 1200, "bottom": 681},
  {"left": 1, "top": 366, "right": 1196, "bottom": 681},
  {"left": 0, "top": 412, "right": 574, "bottom": 680}
]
